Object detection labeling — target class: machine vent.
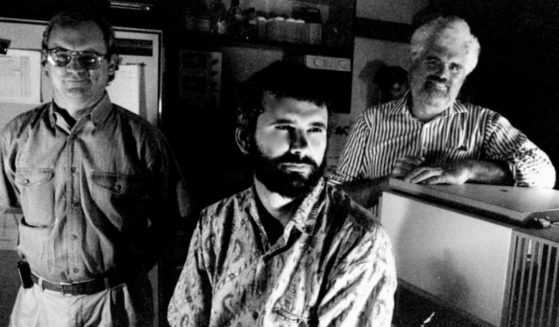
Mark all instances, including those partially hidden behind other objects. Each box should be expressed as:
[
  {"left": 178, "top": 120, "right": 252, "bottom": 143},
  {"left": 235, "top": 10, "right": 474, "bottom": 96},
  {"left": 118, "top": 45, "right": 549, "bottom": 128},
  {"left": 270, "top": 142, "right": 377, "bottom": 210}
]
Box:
[{"left": 505, "top": 232, "right": 559, "bottom": 326}]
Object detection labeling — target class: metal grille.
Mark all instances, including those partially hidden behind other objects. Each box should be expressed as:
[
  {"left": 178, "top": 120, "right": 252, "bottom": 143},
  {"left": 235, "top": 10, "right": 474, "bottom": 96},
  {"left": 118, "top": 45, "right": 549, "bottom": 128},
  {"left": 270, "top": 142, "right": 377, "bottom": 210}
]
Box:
[{"left": 505, "top": 232, "right": 559, "bottom": 327}]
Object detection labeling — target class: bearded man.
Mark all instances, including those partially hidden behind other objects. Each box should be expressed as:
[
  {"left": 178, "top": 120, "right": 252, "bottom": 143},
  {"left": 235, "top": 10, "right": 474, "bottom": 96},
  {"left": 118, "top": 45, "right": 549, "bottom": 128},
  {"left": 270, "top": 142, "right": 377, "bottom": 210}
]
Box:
[
  {"left": 333, "top": 16, "right": 555, "bottom": 209},
  {"left": 167, "top": 61, "right": 397, "bottom": 327}
]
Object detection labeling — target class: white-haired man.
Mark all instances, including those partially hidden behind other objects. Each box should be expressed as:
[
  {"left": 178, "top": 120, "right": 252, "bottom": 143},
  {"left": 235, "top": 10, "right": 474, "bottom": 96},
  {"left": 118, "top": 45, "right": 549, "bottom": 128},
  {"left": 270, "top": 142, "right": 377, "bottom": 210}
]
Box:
[{"left": 333, "top": 16, "right": 555, "bottom": 208}]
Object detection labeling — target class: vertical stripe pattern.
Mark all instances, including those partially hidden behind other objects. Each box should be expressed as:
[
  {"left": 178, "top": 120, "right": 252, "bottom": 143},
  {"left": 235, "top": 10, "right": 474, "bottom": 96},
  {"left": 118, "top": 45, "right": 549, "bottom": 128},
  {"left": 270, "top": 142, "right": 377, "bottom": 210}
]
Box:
[{"left": 333, "top": 94, "right": 555, "bottom": 188}]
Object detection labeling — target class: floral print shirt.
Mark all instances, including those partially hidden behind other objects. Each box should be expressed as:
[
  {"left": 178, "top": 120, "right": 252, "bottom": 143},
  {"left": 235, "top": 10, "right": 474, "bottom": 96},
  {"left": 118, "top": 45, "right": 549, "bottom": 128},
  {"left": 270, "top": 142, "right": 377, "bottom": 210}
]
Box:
[{"left": 168, "top": 178, "right": 396, "bottom": 327}]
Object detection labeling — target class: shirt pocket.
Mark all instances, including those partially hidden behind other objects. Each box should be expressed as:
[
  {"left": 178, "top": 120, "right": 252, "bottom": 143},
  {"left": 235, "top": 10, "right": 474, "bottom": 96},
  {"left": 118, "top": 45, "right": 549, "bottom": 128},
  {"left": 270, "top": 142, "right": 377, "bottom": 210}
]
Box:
[
  {"left": 271, "top": 306, "right": 316, "bottom": 327},
  {"left": 89, "top": 171, "right": 150, "bottom": 231},
  {"left": 15, "top": 168, "right": 55, "bottom": 227}
]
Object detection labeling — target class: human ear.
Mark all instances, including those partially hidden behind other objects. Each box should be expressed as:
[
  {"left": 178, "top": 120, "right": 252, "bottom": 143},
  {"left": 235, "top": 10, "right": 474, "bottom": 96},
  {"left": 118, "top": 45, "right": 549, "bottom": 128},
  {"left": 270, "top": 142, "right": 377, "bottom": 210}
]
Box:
[
  {"left": 108, "top": 54, "right": 119, "bottom": 75},
  {"left": 43, "top": 63, "right": 50, "bottom": 78},
  {"left": 235, "top": 128, "right": 250, "bottom": 154}
]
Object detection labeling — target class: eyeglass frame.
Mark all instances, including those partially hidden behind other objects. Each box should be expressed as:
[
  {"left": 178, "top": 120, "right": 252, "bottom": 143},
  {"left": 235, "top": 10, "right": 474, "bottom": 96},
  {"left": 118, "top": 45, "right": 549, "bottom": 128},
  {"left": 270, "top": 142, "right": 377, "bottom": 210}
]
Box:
[{"left": 43, "top": 48, "right": 110, "bottom": 70}]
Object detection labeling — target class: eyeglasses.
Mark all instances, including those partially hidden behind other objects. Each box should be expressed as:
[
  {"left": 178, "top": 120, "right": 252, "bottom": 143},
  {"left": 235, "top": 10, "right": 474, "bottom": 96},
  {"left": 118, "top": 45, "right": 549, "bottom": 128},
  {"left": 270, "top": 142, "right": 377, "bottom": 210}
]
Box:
[{"left": 44, "top": 48, "right": 108, "bottom": 70}]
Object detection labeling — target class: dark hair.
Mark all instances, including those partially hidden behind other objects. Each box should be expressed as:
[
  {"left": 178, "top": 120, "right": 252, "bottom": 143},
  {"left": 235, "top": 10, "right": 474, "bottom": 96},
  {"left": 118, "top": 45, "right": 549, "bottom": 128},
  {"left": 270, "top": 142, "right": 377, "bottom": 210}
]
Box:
[
  {"left": 41, "top": 10, "right": 117, "bottom": 81},
  {"left": 236, "top": 60, "right": 332, "bottom": 143}
]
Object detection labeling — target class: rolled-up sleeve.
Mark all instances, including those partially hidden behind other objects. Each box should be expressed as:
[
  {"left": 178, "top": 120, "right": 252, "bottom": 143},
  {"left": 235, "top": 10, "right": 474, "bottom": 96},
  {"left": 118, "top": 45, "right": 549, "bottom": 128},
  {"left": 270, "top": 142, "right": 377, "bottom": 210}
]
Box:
[{"left": 484, "top": 113, "right": 556, "bottom": 188}]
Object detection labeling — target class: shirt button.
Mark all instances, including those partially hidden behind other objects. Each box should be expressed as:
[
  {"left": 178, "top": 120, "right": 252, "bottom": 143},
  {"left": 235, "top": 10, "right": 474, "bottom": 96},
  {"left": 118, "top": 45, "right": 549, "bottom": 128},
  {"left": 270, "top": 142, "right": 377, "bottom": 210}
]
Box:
[
  {"left": 113, "top": 184, "right": 122, "bottom": 192},
  {"left": 73, "top": 268, "right": 79, "bottom": 273},
  {"left": 70, "top": 167, "right": 77, "bottom": 173},
  {"left": 71, "top": 234, "right": 78, "bottom": 240},
  {"left": 252, "top": 311, "right": 258, "bottom": 320}
]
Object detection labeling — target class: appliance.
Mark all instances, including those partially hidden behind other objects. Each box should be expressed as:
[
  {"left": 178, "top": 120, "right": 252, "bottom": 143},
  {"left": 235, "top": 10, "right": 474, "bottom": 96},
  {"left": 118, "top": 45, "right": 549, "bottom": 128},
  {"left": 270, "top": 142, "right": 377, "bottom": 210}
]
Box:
[
  {"left": 298, "top": 54, "right": 352, "bottom": 113},
  {"left": 382, "top": 179, "right": 559, "bottom": 326},
  {"left": 504, "top": 231, "right": 559, "bottom": 326}
]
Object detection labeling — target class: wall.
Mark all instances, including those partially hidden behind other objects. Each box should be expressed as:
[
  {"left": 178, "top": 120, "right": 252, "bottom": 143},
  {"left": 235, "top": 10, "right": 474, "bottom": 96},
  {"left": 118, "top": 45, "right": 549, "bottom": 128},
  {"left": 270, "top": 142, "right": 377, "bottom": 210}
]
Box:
[
  {"left": 349, "top": 0, "right": 428, "bottom": 119},
  {"left": 413, "top": 0, "right": 559, "bottom": 188},
  {"left": 357, "top": 0, "right": 428, "bottom": 24}
]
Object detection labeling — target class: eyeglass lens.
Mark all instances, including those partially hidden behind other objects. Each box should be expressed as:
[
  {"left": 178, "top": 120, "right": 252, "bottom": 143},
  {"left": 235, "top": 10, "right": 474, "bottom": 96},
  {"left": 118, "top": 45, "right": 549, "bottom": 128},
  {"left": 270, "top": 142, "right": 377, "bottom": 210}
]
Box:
[{"left": 48, "top": 51, "right": 104, "bottom": 70}]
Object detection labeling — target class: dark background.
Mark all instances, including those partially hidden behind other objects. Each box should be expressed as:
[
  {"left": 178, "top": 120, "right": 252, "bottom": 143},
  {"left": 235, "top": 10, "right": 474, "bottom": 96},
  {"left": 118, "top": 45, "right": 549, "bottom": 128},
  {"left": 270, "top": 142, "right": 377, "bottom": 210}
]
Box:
[
  {"left": 417, "top": 0, "right": 559, "bottom": 188},
  {"left": 3, "top": 0, "right": 558, "bottom": 190}
]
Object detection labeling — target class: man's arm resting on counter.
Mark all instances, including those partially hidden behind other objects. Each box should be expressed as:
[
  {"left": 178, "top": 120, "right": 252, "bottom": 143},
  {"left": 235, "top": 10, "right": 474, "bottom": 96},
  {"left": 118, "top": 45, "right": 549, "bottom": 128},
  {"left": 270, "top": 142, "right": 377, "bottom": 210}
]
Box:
[{"left": 404, "top": 159, "right": 514, "bottom": 185}]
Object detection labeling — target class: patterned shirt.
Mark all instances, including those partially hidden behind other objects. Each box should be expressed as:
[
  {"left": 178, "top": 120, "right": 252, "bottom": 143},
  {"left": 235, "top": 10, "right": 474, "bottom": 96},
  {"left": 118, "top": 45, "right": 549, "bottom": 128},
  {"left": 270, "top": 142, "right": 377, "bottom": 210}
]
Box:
[
  {"left": 0, "top": 94, "right": 191, "bottom": 282},
  {"left": 333, "top": 94, "right": 555, "bottom": 188},
  {"left": 168, "top": 178, "right": 397, "bottom": 327}
]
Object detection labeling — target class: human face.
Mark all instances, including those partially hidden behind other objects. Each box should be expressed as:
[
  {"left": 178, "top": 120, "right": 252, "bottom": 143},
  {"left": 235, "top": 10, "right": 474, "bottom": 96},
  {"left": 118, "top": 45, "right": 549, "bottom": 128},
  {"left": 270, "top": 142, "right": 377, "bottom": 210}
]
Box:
[
  {"left": 409, "top": 41, "right": 468, "bottom": 116},
  {"left": 250, "top": 95, "right": 328, "bottom": 198},
  {"left": 45, "top": 21, "right": 114, "bottom": 111}
]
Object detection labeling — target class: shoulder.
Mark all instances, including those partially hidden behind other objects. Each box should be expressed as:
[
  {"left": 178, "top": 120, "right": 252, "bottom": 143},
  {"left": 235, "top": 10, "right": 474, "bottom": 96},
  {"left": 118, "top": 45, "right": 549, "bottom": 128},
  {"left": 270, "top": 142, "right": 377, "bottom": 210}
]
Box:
[
  {"left": 359, "top": 98, "right": 406, "bottom": 126},
  {"left": 198, "top": 188, "right": 252, "bottom": 230},
  {"left": 0, "top": 103, "right": 50, "bottom": 142},
  {"left": 109, "top": 104, "right": 174, "bottom": 156},
  {"left": 455, "top": 101, "right": 499, "bottom": 118},
  {"left": 111, "top": 104, "right": 162, "bottom": 136}
]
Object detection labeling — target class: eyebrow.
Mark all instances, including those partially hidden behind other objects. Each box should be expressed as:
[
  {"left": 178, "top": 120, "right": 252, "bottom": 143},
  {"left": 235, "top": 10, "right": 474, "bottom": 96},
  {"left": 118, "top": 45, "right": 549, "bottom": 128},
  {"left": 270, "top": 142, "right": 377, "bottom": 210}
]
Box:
[
  {"left": 271, "top": 119, "right": 327, "bottom": 128},
  {"left": 47, "top": 46, "right": 104, "bottom": 55},
  {"left": 310, "top": 122, "right": 327, "bottom": 129}
]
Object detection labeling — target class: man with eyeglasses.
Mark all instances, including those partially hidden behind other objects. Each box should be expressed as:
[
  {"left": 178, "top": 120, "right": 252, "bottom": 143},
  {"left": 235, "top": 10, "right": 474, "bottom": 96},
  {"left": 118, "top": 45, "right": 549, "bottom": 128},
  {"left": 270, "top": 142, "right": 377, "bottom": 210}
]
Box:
[{"left": 0, "top": 10, "right": 192, "bottom": 327}]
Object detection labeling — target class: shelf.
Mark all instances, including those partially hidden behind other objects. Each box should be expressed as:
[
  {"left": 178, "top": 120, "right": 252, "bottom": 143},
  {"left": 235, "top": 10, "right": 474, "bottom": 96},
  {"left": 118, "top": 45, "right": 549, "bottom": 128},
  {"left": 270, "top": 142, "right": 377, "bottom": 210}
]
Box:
[{"left": 166, "top": 30, "right": 353, "bottom": 57}]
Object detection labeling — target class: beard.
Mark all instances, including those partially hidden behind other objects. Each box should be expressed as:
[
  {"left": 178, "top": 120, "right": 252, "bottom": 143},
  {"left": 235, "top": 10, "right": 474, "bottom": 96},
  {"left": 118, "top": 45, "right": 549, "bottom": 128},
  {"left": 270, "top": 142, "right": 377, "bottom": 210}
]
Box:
[
  {"left": 418, "top": 80, "right": 452, "bottom": 107},
  {"left": 411, "top": 72, "right": 463, "bottom": 109},
  {"left": 249, "top": 145, "right": 326, "bottom": 199}
]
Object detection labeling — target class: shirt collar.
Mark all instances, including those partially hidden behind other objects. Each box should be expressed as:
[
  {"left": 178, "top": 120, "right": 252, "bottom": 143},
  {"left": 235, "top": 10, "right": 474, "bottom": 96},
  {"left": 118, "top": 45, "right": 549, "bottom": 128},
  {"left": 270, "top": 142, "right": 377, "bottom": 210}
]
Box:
[
  {"left": 242, "top": 178, "right": 326, "bottom": 236},
  {"left": 395, "top": 91, "right": 467, "bottom": 119},
  {"left": 48, "top": 93, "right": 113, "bottom": 129}
]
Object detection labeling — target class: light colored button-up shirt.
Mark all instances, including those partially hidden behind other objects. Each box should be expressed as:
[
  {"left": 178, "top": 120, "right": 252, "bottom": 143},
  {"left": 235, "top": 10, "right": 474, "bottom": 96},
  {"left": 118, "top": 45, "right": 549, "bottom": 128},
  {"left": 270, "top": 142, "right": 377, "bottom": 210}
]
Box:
[
  {"left": 333, "top": 94, "right": 555, "bottom": 188},
  {"left": 168, "top": 178, "right": 397, "bottom": 327},
  {"left": 0, "top": 94, "right": 191, "bottom": 282}
]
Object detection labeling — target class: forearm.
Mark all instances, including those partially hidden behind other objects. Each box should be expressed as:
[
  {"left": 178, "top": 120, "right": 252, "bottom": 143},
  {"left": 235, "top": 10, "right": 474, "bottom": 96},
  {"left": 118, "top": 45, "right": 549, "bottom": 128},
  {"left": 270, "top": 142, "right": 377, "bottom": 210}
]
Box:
[{"left": 464, "top": 159, "right": 514, "bottom": 185}]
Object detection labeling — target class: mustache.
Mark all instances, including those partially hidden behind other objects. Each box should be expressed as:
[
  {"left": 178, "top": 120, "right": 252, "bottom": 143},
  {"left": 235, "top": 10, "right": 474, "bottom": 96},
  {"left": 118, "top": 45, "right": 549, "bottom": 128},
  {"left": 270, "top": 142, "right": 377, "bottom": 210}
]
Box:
[
  {"left": 426, "top": 75, "right": 449, "bottom": 86},
  {"left": 275, "top": 153, "right": 318, "bottom": 167}
]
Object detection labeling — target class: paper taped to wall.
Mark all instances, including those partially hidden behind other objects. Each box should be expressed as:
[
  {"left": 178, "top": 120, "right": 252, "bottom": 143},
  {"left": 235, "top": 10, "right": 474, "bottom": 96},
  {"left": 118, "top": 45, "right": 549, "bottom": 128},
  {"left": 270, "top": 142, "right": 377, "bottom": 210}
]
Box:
[
  {"left": 107, "top": 63, "right": 145, "bottom": 117},
  {"left": 0, "top": 49, "right": 41, "bottom": 104}
]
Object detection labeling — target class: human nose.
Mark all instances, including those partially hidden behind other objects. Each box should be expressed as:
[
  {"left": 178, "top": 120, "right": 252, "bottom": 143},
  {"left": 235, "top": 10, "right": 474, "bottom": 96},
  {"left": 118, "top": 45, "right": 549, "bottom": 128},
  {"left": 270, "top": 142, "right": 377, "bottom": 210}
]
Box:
[
  {"left": 289, "top": 129, "right": 309, "bottom": 154},
  {"left": 66, "top": 55, "right": 86, "bottom": 72},
  {"left": 433, "top": 63, "right": 450, "bottom": 80}
]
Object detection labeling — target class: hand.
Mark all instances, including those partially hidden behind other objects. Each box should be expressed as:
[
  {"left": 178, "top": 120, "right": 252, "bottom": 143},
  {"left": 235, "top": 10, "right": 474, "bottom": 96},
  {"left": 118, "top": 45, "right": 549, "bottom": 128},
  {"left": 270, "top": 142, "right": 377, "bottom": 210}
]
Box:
[
  {"left": 390, "top": 156, "right": 426, "bottom": 179},
  {"left": 403, "top": 161, "right": 472, "bottom": 185}
]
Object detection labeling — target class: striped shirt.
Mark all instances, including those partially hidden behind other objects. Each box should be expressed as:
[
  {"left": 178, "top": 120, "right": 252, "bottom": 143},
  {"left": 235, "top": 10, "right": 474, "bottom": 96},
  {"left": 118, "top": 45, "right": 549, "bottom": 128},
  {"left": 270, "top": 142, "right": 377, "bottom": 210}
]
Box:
[{"left": 333, "top": 94, "right": 555, "bottom": 188}]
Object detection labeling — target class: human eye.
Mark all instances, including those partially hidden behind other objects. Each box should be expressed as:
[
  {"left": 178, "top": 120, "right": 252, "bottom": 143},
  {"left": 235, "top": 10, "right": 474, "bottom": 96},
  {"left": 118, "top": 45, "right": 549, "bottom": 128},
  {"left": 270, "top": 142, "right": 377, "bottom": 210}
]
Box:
[
  {"left": 274, "top": 124, "right": 292, "bottom": 131},
  {"left": 79, "top": 52, "right": 100, "bottom": 64},
  {"left": 425, "top": 57, "right": 438, "bottom": 65},
  {"left": 49, "top": 49, "right": 72, "bottom": 65},
  {"left": 308, "top": 126, "right": 326, "bottom": 134},
  {"left": 449, "top": 63, "right": 463, "bottom": 73}
]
